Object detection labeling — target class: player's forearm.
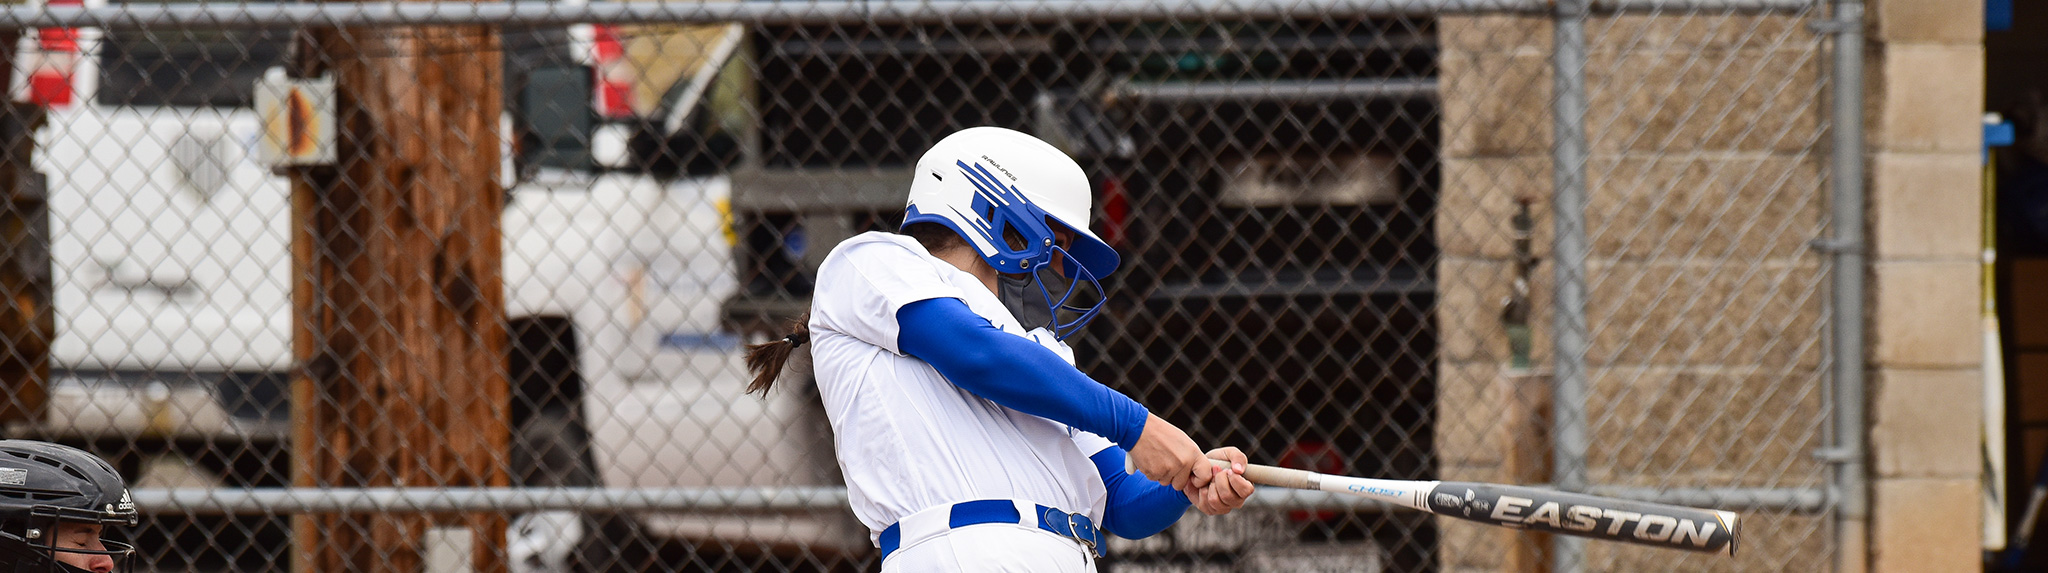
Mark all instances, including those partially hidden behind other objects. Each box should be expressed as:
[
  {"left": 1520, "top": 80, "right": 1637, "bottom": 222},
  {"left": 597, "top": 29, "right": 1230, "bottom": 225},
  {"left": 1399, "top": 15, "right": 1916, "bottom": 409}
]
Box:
[
  {"left": 896, "top": 298, "right": 1149, "bottom": 449},
  {"left": 1090, "top": 447, "right": 1190, "bottom": 539}
]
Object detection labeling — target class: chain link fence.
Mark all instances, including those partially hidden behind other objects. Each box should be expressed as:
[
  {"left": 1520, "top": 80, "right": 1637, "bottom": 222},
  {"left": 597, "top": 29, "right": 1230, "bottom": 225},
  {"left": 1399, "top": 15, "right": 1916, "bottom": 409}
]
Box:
[{"left": 0, "top": 0, "right": 1844, "bottom": 571}]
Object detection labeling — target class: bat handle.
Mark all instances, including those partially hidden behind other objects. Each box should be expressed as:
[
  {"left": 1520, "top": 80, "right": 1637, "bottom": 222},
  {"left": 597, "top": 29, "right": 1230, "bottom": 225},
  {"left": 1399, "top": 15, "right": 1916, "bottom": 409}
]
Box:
[{"left": 1208, "top": 459, "right": 1324, "bottom": 490}]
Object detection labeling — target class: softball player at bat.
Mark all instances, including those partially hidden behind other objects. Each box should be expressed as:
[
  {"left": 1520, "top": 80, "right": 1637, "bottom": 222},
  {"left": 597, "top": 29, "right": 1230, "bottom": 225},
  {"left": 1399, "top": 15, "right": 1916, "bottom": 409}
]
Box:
[{"left": 745, "top": 126, "right": 1254, "bottom": 571}]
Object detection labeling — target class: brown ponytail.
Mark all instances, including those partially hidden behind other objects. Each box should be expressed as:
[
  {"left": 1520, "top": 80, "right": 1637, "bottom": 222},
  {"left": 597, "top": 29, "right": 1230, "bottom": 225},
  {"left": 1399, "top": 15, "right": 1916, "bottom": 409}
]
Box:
[
  {"left": 744, "top": 312, "right": 811, "bottom": 396},
  {"left": 744, "top": 223, "right": 959, "bottom": 396}
]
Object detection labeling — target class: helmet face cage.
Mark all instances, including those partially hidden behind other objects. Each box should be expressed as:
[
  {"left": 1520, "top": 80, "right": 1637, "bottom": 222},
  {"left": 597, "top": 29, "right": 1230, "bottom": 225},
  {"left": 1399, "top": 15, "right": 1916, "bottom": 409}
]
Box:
[
  {"left": 906, "top": 159, "right": 1110, "bottom": 339},
  {"left": 1028, "top": 243, "right": 1107, "bottom": 340},
  {"left": 1, "top": 515, "right": 136, "bottom": 573},
  {"left": 37, "top": 537, "right": 135, "bottom": 573}
]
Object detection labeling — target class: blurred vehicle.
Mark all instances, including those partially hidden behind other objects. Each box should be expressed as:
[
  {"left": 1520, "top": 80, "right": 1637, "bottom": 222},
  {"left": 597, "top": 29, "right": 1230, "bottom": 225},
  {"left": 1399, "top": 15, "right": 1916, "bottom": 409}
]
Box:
[{"left": 15, "top": 18, "right": 859, "bottom": 573}]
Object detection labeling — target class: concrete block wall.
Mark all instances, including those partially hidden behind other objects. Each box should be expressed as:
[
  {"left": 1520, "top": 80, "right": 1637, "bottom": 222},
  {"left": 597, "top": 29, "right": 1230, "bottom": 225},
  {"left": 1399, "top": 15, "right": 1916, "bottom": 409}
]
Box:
[
  {"left": 1434, "top": 16, "right": 1558, "bottom": 572},
  {"left": 1434, "top": 15, "right": 1550, "bottom": 570},
  {"left": 1438, "top": 1, "right": 1991, "bottom": 571},
  {"left": 1435, "top": 10, "right": 1832, "bottom": 573},
  {"left": 1862, "top": 0, "right": 1986, "bottom": 572}
]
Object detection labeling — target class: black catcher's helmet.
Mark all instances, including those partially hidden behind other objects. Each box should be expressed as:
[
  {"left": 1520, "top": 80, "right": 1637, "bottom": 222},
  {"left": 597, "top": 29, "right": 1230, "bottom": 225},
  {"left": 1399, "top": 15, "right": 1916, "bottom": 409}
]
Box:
[{"left": 0, "top": 441, "right": 136, "bottom": 573}]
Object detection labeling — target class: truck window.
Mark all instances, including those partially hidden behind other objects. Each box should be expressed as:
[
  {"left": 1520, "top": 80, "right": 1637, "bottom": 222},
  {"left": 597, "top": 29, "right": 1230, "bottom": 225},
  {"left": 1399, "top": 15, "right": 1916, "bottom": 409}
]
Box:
[
  {"left": 503, "top": 26, "right": 595, "bottom": 173},
  {"left": 97, "top": 27, "right": 292, "bottom": 108},
  {"left": 753, "top": 22, "right": 1080, "bottom": 169}
]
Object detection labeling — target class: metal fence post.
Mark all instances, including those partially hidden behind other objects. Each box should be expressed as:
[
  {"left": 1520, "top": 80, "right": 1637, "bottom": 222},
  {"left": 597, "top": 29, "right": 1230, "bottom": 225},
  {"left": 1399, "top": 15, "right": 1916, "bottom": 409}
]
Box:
[
  {"left": 1827, "top": 0, "right": 1869, "bottom": 570},
  {"left": 1549, "top": 0, "right": 1592, "bottom": 571}
]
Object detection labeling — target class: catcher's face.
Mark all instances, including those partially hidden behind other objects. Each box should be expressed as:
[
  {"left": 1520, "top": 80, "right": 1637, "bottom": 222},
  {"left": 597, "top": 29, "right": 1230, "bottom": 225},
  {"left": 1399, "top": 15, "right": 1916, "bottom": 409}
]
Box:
[{"left": 49, "top": 522, "right": 113, "bottom": 573}]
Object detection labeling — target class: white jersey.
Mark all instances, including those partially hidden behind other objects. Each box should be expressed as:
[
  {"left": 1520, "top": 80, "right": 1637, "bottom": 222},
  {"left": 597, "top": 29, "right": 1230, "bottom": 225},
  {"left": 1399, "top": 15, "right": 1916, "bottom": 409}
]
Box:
[{"left": 808, "top": 231, "right": 1116, "bottom": 541}]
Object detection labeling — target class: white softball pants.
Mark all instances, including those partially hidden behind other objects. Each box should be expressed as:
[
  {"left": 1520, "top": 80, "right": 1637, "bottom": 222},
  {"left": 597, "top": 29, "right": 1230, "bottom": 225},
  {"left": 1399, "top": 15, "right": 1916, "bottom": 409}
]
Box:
[{"left": 881, "top": 523, "right": 1098, "bottom": 572}]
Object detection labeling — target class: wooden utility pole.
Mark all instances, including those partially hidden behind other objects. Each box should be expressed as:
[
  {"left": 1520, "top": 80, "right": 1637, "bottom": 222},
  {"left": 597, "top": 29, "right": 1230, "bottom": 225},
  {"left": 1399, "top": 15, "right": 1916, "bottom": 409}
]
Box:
[
  {"left": 288, "top": 24, "right": 509, "bottom": 573},
  {"left": 0, "top": 29, "right": 49, "bottom": 425}
]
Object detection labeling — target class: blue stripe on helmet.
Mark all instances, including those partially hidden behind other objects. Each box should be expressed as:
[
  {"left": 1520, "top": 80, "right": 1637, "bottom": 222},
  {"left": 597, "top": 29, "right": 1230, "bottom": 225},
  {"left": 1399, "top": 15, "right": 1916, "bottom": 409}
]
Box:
[{"left": 958, "top": 160, "right": 1026, "bottom": 207}]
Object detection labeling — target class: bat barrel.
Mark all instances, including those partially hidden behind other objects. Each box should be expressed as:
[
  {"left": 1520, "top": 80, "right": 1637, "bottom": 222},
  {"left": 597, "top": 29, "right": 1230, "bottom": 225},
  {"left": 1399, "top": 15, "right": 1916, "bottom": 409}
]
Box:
[
  {"left": 1208, "top": 460, "right": 1739, "bottom": 557},
  {"left": 1425, "top": 482, "right": 1740, "bottom": 556}
]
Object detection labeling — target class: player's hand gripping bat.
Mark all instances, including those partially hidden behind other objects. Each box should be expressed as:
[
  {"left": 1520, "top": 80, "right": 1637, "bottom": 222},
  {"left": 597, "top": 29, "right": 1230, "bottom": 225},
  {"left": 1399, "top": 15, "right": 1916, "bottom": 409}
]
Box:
[{"left": 1209, "top": 460, "right": 1740, "bottom": 556}]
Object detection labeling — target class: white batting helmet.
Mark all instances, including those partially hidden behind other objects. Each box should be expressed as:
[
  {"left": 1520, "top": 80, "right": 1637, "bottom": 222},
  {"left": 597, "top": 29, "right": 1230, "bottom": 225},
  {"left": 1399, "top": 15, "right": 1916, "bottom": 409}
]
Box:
[{"left": 903, "top": 126, "right": 1119, "bottom": 338}]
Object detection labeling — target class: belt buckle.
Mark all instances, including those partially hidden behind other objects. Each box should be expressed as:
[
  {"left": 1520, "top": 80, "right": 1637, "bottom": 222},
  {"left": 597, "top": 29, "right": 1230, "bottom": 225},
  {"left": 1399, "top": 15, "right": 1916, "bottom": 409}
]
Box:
[{"left": 1065, "top": 513, "right": 1099, "bottom": 558}]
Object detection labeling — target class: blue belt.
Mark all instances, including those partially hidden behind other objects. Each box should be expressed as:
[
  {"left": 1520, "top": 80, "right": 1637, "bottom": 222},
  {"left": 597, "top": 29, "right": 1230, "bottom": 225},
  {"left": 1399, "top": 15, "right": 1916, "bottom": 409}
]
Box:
[{"left": 878, "top": 499, "right": 1105, "bottom": 560}]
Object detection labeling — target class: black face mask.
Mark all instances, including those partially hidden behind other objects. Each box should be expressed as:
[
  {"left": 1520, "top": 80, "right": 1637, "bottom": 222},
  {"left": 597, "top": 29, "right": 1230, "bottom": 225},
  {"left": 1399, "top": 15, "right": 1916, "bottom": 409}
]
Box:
[
  {"left": 998, "top": 259, "right": 1105, "bottom": 338},
  {"left": 998, "top": 273, "right": 1053, "bottom": 330}
]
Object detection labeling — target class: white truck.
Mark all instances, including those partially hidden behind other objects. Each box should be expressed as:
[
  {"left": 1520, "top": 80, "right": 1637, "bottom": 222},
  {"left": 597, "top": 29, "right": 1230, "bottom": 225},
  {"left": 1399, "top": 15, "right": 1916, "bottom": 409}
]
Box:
[{"left": 21, "top": 20, "right": 858, "bottom": 573}]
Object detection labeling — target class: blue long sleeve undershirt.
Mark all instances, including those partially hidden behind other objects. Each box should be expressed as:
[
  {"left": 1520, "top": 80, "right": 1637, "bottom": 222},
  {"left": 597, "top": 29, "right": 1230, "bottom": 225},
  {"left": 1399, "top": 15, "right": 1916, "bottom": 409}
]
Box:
[
  {"left": 1089, "top": 445, "right": 1192, "bottom": 538},
  {"left": 895, "top": 297, "right": 1149, "bottom": 451},
  {"left": 896, "top": 297, "right": 1190, "bottom": 539}
]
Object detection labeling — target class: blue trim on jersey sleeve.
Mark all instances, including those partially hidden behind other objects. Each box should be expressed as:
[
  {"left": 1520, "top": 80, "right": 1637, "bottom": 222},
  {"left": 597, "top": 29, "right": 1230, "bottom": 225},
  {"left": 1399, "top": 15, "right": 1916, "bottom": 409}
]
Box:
[
  {"left": 1089, "top": 445, "right": 1191, "bottom": 539},
  {"left": 895, "top": 297, "right": 1150, "bottom": 451}
]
